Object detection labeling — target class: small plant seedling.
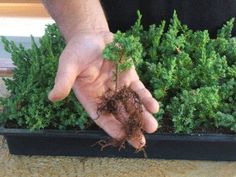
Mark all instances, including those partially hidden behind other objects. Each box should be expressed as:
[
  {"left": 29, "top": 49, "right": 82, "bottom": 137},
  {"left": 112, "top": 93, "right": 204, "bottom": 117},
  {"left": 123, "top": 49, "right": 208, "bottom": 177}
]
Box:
[
  {"left": 96, "top": 31, "right": 146, "bottom": 152},
  {"left": 102, "top": 31, "right": 143, "bottom": 92}
]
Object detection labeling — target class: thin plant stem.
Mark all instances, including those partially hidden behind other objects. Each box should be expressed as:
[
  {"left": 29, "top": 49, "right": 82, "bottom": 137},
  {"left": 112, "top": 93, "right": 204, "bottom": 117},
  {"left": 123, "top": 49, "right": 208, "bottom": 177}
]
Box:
[
  {"left": 115, "top": 63, "right": 118, "bottom": 92},
  {"left": 115, "top": 49, "right": 125, "bottom": 92}
]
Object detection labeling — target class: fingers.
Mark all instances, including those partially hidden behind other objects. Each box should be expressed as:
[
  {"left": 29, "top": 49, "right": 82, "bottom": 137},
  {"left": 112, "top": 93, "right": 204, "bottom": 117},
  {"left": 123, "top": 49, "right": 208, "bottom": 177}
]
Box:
[
  {"left": 48, "top": 48, "right": 80, "bottom": 102},
  {"left": 96, "top": 114, "right": 146, "bottom": 149},
  {"left": 92, "top": 107, "right": 154, "bottom": 148},
  {"left": 130, "top": 80, "right": 159, "bottom": 113},
  {"left": 72, "top": 86, "right": 126, "bottom": 139},
  {"left": 94, "top": 114, "right": 126, "bottom": 141},
  {"left": 127, "top": 107, "right": 158, "bottom": 149},
  {"left": 141, "top": 106, "right": 158, "bottom": 133},
  {"left": 93, "top": 111, "right": 147, "bottom": 149},
  {"left": 73, "top": 85, "right": 147, "bottom": 149},
  {"left": 128, "top": 134, "right": 146, "bottom": 149}
]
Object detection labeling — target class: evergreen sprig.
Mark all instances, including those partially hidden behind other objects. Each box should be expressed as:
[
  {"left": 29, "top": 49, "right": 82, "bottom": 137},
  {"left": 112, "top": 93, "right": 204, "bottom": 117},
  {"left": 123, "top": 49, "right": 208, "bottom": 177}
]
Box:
[
  {"left": 102, "top": 31, "right": 143, "bottom": 72},
  {"left": 0, "top": 24, "right": 91, "bottom": 130}
]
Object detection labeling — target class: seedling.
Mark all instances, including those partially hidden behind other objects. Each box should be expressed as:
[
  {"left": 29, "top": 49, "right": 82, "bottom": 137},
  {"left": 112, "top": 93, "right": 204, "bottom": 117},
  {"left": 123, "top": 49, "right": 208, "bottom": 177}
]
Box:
[{"left": 96, "top": 31, "right": 145, "bottom": 151}]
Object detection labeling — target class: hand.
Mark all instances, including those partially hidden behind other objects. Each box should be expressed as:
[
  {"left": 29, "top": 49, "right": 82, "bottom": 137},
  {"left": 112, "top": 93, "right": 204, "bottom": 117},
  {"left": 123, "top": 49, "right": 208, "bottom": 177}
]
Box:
[{"left": 48, "top": 31, "right": 159, "bottom": 149}]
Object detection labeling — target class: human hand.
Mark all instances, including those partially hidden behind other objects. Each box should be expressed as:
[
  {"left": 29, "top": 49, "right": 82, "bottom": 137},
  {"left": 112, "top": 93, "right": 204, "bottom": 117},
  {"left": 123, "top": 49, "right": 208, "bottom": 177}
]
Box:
[{"left": 48, "top": 31, "right": 159, "bottom": 149}]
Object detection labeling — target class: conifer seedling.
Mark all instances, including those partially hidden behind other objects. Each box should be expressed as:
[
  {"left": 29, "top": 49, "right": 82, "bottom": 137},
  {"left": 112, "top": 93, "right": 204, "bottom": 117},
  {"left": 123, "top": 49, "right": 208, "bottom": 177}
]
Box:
[{"left": 96, "top": 31, "right": 145, "bottom": 152}]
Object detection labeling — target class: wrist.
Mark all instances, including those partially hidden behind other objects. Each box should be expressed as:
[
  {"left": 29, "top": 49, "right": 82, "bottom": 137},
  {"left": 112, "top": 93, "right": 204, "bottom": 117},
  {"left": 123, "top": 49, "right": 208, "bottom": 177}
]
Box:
[
  {"left": 43, "top": 0, "right": 109, "bottom": 42},
  {"left": 64, "top": 25, "right": 109, "bottom": 43},
  {"left": 67, "top": 30, "right": 113, "bottom": 47}
]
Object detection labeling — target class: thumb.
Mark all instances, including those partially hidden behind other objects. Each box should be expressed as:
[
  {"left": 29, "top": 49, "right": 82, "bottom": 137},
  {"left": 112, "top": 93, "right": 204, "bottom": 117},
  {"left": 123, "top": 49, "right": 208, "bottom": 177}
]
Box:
[{"left": 48, "top": 48, "right": 80, "bottom": 102}]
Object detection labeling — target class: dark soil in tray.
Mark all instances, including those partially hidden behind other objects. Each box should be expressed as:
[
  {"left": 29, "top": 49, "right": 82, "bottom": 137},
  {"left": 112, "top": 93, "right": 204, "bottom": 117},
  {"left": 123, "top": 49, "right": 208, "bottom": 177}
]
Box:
[{"left": 4, "top": 118, "right": 235, "bottom": 135}]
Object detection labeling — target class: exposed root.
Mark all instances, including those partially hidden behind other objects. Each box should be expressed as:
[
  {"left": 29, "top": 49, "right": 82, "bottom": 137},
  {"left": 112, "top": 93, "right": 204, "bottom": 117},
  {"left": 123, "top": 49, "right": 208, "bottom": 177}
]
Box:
[
  {"left": 91, "top": 138, "right": 126, "bottom": 151},
  {"left": 135, "top": 147, "right": 148, "bottom": 158},
  {"left": 94, "top": 86, "right": 146, "bottom": 156}
]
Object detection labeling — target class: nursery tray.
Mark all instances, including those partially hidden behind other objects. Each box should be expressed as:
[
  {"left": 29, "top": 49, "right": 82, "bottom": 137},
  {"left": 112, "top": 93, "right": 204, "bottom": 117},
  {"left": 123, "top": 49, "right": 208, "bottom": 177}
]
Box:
[
  {"left": 1, "top": 126, "right": 236, "bottom": 161},
  {"left": 1, "top": 0, "right": 236, "bottom": 161}
]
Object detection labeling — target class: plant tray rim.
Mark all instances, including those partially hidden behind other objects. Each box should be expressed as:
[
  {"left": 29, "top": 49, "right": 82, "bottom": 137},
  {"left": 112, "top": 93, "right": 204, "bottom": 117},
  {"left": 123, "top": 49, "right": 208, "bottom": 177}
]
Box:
[
  {"left": 1, "top": 124, "right": 236, "bottom": 160},
  {"left": 1, "top": 125, "right": 236, "bottom": 141}
]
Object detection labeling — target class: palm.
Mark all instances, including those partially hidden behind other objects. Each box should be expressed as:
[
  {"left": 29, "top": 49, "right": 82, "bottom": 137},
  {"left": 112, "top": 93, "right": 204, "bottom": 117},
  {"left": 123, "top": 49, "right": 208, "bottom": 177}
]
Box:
[{"left": 49, "top": 32, "right": 159, "bottom": 149}]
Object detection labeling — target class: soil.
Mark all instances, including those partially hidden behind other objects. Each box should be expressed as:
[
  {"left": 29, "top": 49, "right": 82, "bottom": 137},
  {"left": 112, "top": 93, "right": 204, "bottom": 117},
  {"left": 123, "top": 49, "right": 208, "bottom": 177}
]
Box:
[
  {"left": 96, "top": 86, "right": 144, "bottom": 151},
  {"left": 158, "top": 113, "right": 175, "bottom": 133},
  {"left": 192, "top": 126, "right": 234, "bottom": 134},
  {"left": 5, "top": 120, "right": 24, "bottom": 129}
]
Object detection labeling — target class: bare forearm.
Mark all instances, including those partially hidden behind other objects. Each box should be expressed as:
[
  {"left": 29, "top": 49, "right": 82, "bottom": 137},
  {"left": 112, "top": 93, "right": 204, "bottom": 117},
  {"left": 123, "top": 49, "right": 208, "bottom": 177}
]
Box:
[{"left": 42, "top": 0, "right": 109, "bottom": 42}]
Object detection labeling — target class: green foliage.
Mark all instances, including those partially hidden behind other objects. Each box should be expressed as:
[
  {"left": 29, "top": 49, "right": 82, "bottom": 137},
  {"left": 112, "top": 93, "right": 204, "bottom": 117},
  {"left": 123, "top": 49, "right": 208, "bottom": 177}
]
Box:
[
  {"left": 129, "top": 10, "right": 144, "bottom": 37},
  {"left": 1, "top": 11, "right": 235, "bottom": 134},
  {"left": 0, "top": 24, "right": 91, "bottom": 130},
  {"left": 103, "top": 31, "right": 143, "bottom": 72},
  {"left": 215, "top": 112, "right": 236, "bottom": 132},
  {"left": 131, "top": 11, "right": 236, "bottom": 133},
  {"left": 214, "top": 79, "right": 236, "bottom": 131},
  {"left": 217, "top": 18, "right": 235, "bottom": 39},
  {"left": 167, "top": 87, "right": 220, "bottom": 133}
]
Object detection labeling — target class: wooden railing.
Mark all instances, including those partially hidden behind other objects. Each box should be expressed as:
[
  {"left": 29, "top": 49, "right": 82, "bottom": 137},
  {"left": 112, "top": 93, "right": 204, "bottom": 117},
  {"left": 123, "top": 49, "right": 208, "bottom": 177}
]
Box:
[
  {"left": 0, "top": 0, "right": 49, "bottom": 17},
  {"left": 0, "top": 1, "right": 49, "bottom": 77},
  {"left": 0, "top": 59, "right": 14, "bottom": 77}
]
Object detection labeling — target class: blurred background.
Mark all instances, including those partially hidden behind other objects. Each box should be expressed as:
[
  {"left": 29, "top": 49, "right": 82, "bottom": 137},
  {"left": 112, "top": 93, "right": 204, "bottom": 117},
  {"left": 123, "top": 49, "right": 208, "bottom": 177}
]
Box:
[{"left": 0, "top": 0, "right": 53, "bottom": 72}]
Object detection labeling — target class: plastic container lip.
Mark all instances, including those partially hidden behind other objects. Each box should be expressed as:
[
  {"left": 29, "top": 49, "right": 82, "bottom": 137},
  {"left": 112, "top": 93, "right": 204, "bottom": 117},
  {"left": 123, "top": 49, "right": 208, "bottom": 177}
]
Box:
[
  {"left": 2, "top": 126, "right": 236, "bottom": 161},
  {"left": 1, "top": 125, "right": 236, "bottom": 140}
]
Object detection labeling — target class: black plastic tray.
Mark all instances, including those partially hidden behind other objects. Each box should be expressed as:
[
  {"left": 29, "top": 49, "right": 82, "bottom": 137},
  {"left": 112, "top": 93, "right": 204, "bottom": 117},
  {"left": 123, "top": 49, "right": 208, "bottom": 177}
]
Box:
[{"left": 1, "top": 127, "right": 236, "bottom": 161}]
